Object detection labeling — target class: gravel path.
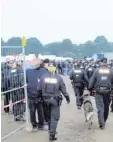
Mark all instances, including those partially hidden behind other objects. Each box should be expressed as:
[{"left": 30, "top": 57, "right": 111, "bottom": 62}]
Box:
[{"left": 2, "top": 76, "right": 113, "bottom": 142}]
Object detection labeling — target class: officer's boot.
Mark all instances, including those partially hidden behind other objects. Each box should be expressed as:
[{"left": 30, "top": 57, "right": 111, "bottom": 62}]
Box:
[{"left": 49, "top": 134, "right": 57, "bottom": 141}]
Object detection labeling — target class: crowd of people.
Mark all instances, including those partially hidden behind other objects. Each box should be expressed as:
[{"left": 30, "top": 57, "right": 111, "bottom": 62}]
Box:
[
  {"left": 1, "top": 57, "right": 113, "bottom": 141},
  {"left": 1, "top": 60, "right": 25, "bottom": 121}
]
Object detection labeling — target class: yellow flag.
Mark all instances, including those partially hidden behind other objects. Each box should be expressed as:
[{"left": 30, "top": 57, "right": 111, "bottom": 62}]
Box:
[{"left": 22, "top": 36, "right": 27, "bottom": 46}]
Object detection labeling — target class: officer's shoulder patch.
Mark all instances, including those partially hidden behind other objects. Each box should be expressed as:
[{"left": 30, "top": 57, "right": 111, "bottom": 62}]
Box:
[
  {"left": 99, "top": 69, "right": 109, "bottom": 74},
  {"left": 44, "top": 78, "right": 57, "bottom": 84},
  {"left": 74, "top": 70, "right": 81, "bottom": 73}
]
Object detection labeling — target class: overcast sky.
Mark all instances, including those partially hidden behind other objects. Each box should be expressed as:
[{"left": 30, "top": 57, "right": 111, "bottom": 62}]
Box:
[{"left": 1, "top": 0, "right": 113, "bottom": 44}]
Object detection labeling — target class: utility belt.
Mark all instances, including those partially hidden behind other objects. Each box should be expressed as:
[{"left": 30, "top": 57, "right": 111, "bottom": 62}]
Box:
[
  {"left": 96, "top": 86, "right": 111, "bottom": 95},
  {"left": 74, "top": 81, "right": 85, "bottom": 88},
  {"left": 43, "top": 95, "right": 63, "bottom": 106},
  {"left": 31, "top": 91, "right": 43, "bottom": 103}
]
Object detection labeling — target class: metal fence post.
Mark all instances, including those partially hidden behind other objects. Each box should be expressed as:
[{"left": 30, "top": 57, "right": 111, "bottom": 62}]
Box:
[{"left": 22, "top": 46, "right": 29, "bottom": 125}]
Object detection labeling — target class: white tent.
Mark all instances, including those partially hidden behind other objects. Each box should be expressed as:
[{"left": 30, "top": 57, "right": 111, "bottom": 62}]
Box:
[
  {"left": 1, "top": 56, "right": 15, "bottom": 62},
  {"left": 38, "top": 54, "right": 56, "bottom": 60}
]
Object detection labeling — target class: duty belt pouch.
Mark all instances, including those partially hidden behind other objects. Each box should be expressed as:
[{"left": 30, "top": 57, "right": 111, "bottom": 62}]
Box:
[
  {"left": 97, "top": 87, "right": 111, "bottom": 95},
  {"left": 44, "top": 97, "right": 56, "bottom": 105},
  {"left": 45, "top": 84, "right": 55, "bottom": 94},
  {"left": 32, "top": 91, "right": 37, "bottom": 98},
  {"left": 57, "top": 95, "right": 63, "bottom": 106}
]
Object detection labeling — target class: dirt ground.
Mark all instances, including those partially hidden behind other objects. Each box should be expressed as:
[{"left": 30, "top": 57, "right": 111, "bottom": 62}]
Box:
[{"left": 1, "top": 76, "right": 113, "bottom": 142}]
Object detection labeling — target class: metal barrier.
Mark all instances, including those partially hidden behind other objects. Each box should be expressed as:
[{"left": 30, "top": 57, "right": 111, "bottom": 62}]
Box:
[{"left": 1, "top": 46, "right": 29, "bottom": 140}]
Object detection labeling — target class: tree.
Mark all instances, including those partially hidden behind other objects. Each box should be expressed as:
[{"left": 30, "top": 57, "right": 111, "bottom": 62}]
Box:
[
  {"left": 5, "top": 37, "right": 22, "bottom": 46},
  {"left": 1, "top": 38, "right": 4, "bottom": 46},
  {"left": 94, "top": 36, "right": 108, "bottom": 44},
  {"left": 26, "top": 37, "right": 43, "bottom": 54},
  {"left": 1, "top": 36, "right": 113, "bottom": 58}
]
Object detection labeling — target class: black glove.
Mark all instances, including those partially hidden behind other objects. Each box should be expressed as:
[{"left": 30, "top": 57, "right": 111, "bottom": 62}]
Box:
[{"left": 65, "top": 96, "right": 70, "bottom": 104}]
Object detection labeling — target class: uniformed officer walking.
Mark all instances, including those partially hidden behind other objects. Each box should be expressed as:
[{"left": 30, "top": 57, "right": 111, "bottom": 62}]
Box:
[
  {"left": 37, "top": 64, "right": 70, "bottom": 141},
  {"left": 88, "top": 58, "right": 113, "bottom": 129},
  {"left": 86, "top": 63, "right": 95, "bottom": 79},
  {"left": 70, "top": 63, "right": 88, "bottom": 109},
  {"left": 42, "top": 59, "right": 51, "bottom": 124}
]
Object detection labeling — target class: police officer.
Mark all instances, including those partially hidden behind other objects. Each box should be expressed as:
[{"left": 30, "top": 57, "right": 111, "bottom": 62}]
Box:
[
  {"left": 70, "top": 63, "right": 88, "bottom": 109},
  {"left": 88, "top": 58, "right": 113, "bottom": 129},
  {"left": 26, "top": 58, "right": 48, "bottom": 131},
  {"left": 9, "top": 61, "right": 25, "bottom": 121},
  {"left": 86, "top": 63, "right": 95, "bottom": 79},
  {"left": 16, "top": 62, "right": 26, "bottom": 119},
  {"left": 41, "top": 59, "right": 51, "bottom": 124},
  {"left": 1, "top": 62, "right": 11, "bottom": 113},
  {"left": 37, "top": 65, "right": 70, "bottom": 141}
]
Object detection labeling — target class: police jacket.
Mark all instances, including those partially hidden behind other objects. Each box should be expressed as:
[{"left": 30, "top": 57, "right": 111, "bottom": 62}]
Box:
[
  {"left": 26, "top": 67, "right": 48, "bottom": 98},
  {"left": 86, "top": 66, "right": 95, "bottom": 79},
  {"left": 9, "top": 67, "right": 24, "bottom": 89},
  {"left": 70, "top": 68, "right": 88, "bottom": 87},
  {"left": 37, "top": 72, "right": 69, "bottom": 98},
  {"left": 88, "top": 65, "right": 113, "bottom": 90},
  {"left": 1, "top": 65, "right": 10, "bottom": 92}
]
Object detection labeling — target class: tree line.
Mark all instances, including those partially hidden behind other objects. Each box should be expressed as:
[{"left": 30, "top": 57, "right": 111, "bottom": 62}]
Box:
[{"left": 1, "top": 36, "right": 113, "bottom": 58}]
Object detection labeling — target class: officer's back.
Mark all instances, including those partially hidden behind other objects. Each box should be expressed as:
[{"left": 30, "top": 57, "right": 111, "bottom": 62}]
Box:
[
  {"left": 86, "top": 64, "right": 95, "bottom": 79},
  {"left": 88, "top": 58, "right": 113, "bottom": 129},
  {"left": 39, "top": 67, "right": 66, "bottom": 97},
  {"left": 89, "top": 59, "right": 113, "bottom": 90},
  {"left": 38, "top": 64, "right": 70, "bottom": 141},
  {"left": 70, "top": 64, "right": 88, "bottom": 88}
]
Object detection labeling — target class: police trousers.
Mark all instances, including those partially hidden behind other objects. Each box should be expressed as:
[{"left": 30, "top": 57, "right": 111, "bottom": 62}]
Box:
[
  {"left": 4, "top": 92, "right": 10, "bottom": 113},
  {"left": 95, "top": 94, "right": 110, "bottom": 127},
  {"left": 44, "top": 98, "right": 60, "bottom": 135},
  {"left": 48, "top": 104, "right": 60, "bottom": 135},
  {"left": 28, "top": 98, "right": 44, "bottom": 127},
  {"left": 12, "top": 89, "right": 25, "bottom": 118},
  {"left": 43, "top": 102, "right": 49, "bottom": 123},
  {"left": 74, "top": 87, "right": 84, "bottom": 106}
]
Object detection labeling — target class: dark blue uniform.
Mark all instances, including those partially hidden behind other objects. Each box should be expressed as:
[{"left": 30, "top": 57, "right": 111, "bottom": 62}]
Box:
[
  {"left": 26, "top": 67, "right": 48, "bottom": 129},
  {"left": 70, "top": 68, "right": 88, "bottom": 108},
  {"left": 88, "top": 65, "right": 113, "bottom": 128},
  {"left": 37, "top": 71, "right": 70, "bottom": 140},
  {"left": 1, "top": 64, "right": 11, "bottom": 113},
  {"left": 9, "top": 66, "right": 25, "bottom": 121},
  {"left": 86, "top": 66, "right": 95, "bottom": 79}
]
